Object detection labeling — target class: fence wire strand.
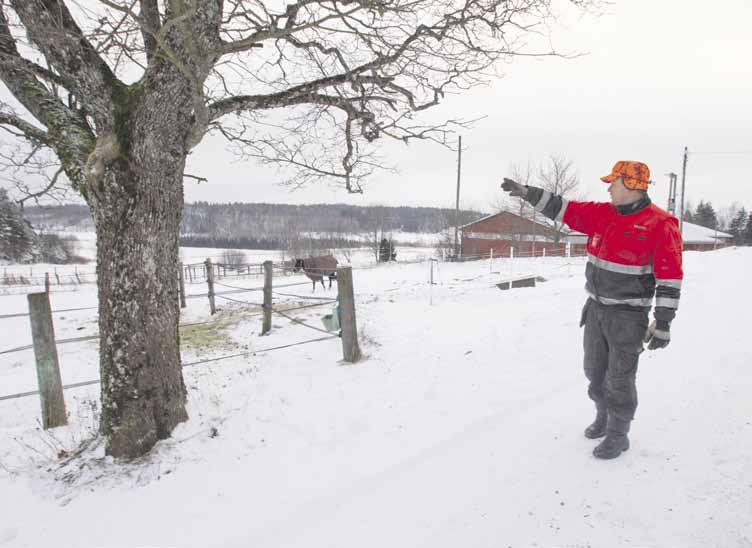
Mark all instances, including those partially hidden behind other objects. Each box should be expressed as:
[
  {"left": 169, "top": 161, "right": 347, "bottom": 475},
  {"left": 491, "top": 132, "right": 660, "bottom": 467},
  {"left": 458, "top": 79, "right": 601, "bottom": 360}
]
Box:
[
  {"left": 0, "top": 335, "right": 339, "bottom": 402},
  {"left": 215, "top": 294, "right": 266, "bottom": 307},
  {"left": 271, "top": 290, "right": 336, "bottom": 301},
  {"left": 0, "top": 305, "right": 98, "bottom": 320},
  {"left": 271, "top": 307, "right": 335, "bottom": 336}
]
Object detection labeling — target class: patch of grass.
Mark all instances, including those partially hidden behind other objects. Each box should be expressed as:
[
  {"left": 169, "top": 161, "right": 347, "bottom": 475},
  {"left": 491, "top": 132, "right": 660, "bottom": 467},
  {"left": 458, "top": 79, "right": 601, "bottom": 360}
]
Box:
[{"left": 180, "top": 309, "right": 248, "bottom": 351}]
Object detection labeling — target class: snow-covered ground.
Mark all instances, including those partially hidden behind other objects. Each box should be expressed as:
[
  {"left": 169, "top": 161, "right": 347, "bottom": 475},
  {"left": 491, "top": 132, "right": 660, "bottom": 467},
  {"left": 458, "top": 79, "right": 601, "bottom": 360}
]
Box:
[{"left": 0, "top": 248, "right": 750, "bottom": 547}]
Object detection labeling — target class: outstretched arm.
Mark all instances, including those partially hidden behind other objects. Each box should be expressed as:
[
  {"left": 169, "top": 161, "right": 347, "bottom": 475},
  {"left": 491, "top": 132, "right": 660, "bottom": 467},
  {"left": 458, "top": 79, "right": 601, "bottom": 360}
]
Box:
[{"left": 500, "top": 178, "right": 609, "bottom": 236}]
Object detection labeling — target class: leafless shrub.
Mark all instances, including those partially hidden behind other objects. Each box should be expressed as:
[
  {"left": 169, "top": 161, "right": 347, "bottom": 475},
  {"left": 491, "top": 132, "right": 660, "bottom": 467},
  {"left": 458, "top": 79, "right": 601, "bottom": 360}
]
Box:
[{"left": 220, "top": 249, "right": 247, "bottom": 270}]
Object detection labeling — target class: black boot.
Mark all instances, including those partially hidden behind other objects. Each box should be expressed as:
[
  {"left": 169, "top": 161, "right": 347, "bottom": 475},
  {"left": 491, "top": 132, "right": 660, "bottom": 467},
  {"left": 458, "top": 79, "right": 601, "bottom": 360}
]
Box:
[
  {"left": 593, "top": 416, "right": 630, "bottom": 459},
  {"left": 584, "top": 410, "right": 607, "bottom": 439},
  {"left": 593, "top": 434, "right": 629, "bottom": 459}
]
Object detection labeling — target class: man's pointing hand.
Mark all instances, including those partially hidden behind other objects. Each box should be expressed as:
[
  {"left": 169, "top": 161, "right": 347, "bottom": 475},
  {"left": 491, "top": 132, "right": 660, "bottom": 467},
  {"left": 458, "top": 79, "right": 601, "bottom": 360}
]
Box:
[{"left": 501, "top": 178, "right": 528, "bottom": 199}]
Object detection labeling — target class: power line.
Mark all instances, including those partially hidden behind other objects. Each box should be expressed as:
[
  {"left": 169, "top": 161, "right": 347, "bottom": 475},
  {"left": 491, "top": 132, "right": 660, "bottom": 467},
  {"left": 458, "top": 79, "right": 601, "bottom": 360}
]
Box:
[{"left": 690, "top": 150, "right": 752, "bottom": 156}]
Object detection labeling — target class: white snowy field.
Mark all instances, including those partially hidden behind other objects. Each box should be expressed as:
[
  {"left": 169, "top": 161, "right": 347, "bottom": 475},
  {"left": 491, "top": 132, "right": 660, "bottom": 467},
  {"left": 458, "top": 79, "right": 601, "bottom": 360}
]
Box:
[
  {"left": 0, "top": 231, "right": 437, "bottom": 293},
  {"left": 0, "top": 248, "right": 751, "bottom": 548}
]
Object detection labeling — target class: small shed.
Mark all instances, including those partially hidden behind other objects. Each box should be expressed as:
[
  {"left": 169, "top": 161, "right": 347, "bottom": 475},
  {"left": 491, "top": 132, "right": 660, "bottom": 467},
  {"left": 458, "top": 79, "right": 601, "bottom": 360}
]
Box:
[{"left": 681, "top": 222, "right": 733, "bottom": 251}]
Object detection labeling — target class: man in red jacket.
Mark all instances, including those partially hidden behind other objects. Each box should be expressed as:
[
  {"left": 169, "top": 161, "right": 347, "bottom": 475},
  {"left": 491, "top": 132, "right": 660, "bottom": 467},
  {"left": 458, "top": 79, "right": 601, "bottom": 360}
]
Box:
[{"left": 501, "top": 161, "right": 683, "bottom": 459}]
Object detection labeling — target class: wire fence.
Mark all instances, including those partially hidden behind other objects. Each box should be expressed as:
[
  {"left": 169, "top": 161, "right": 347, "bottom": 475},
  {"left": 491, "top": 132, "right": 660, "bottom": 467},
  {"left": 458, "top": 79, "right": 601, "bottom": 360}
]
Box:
[
  {"left": 0, "top": 315, "right": 270, "bottom": 357},
  {"left": 0, "top": 265, "right": 345, "bottom": 403},
  {"left": 0, "top": 334, "right": 340, "bottom": 402}
]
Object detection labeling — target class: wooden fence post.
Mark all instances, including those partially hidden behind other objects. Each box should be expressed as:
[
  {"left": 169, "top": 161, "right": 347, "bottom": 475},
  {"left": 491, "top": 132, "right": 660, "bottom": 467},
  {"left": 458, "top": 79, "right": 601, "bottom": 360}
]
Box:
[
  {"left": 262, "top": 261, "right": 273, "bottom": 335},
  {"left": 27, "top": 292, "right": 67, "bottom": 429},
  {"left": 509, "top": 247, "right": 514, "bottom": 279},
  {"left": 205, "top": 258, "right": 216, "bottom": 315},
  {"left": 178, "top": 262, "right": 186, "bottom": 309},
  {"left": 429, "top": 259, "right": 438, "bottom": 306},
  {"left": 54, "top": 268, "right": 60, "bottom": 285},
  {"left": 44, "top": 272, "right": 50, "bottom": 293},
  {"left": 337, "top": 266, "right": 361, "bottom": 363}
]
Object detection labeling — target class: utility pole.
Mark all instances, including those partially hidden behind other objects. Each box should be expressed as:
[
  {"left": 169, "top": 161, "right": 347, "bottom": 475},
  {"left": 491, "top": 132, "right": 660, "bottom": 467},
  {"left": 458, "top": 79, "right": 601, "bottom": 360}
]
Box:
[
  {"left": 666, "top": 172, "right": 678, "bottom": 215},
  {"left": 680, "top": 146, "right": 688, "bottom": 235},
  {"left": 454, "top": 136, "right": 462, "bottom": 259},
  {"left": 531, "top": 207, "right": 537, "bottom": 257}
]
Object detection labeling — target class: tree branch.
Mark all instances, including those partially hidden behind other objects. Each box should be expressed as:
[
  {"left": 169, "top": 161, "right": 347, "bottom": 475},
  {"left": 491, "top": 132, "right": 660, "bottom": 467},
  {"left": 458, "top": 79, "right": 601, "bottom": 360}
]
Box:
[
  {"left": 0, "top": 110, "right": 50, "bottom": 145},
  {"left": 15, "top": 165, "right": 64, "bottom": 207},
  {"left": 183, "top": 172, "right": 208, "bottom": 183},
  {"left": 0, "top": 52, "right": 70, "bottom": 88},
  {"left": 138, "top": 0, "right": 161, "bottom": 64},
  {"left": 10, "top": 0, "right": 123, "bottom": 128}
]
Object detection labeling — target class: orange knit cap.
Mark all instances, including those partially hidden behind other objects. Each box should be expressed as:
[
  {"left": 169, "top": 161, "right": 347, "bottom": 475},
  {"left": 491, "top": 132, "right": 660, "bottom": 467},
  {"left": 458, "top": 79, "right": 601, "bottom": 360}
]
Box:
[{"left": 600, "top": 161, "right": 651, "bottom": 191}]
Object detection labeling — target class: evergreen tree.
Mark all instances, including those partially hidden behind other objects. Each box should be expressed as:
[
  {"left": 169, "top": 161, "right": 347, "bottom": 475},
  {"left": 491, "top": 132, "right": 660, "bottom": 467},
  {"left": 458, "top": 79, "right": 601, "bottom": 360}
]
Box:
[
  {"left": 693, "top": 201, "right": 718, "bottom": 230},
  {"left": 378, "top": 237, "right": 397, "bottom": 262},
  {"left": 744, "top": 211, "right": 752, "bottom": 246},
  {"left": 0, "top": 189, "right": 40, "bottom": 262},
  {"left": 728, "top": 208, "right": 748, "bottom": 245}
]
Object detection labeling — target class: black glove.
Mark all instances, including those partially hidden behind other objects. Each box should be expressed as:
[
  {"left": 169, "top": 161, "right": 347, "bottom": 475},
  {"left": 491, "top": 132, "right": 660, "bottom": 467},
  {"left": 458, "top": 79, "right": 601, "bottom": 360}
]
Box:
[
  {"left": 500, "top": 177, "right": 528, "bottom": 199},
  {"left": 644, "top": 320, "right": 670, "bottom": 350}
]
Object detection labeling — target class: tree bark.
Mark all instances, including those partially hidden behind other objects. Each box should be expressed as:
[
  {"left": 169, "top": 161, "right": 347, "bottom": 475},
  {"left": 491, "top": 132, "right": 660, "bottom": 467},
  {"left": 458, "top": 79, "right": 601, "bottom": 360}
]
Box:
[{"left": 91, "top": 72, "right": 191, "bottom": 458}]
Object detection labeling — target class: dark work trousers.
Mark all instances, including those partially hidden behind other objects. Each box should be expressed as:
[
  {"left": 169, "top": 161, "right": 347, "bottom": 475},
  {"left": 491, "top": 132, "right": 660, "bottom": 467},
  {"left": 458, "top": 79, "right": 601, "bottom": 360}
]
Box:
[{"left": 580, "top": 299, "right": 649, "bottom": 433}]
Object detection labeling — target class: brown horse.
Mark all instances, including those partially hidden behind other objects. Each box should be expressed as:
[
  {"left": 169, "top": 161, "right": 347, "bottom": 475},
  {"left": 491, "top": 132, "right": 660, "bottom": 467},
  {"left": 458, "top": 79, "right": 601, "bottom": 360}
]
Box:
[{"left": 294, "top": 255, "right": 338, "bottom": 291}]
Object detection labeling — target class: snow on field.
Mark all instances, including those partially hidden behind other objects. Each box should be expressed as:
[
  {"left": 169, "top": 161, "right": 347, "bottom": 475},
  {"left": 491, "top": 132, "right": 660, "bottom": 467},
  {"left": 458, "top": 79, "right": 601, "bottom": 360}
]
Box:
[
  {"left": 0, "top": 248, "right": 751, "bottom": 547},
  {"left": 299, "top": 231, "right": 442, "bottom": 247},
  {"left": 0, "top": 231, "right": 437, "bottom": 291}
]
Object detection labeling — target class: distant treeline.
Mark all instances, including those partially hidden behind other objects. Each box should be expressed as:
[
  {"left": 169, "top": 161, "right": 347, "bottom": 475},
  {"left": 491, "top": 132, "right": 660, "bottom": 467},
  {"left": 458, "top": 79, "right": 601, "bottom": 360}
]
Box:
[
  {"left": 179, "top": 202, "right": 483, "bottom": 237},
  {"left": 24, "top": 203, "right": 93, "bottom": 230},
  {"left": 179, "top": 234, "right": 366, "bottom": 250},
  {"left": 24, "top": 201, "right": 486, "bottom": 238}
]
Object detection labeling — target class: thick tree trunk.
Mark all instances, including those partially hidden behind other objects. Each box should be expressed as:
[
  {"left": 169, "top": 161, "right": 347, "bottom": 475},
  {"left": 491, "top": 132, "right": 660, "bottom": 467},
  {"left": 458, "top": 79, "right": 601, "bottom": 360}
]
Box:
[
  {"left": 91, "top": 74, "right": 192, "bottom": 458},
  {"left": 93, "top": 170, "right": 187, "bottom": 457}
]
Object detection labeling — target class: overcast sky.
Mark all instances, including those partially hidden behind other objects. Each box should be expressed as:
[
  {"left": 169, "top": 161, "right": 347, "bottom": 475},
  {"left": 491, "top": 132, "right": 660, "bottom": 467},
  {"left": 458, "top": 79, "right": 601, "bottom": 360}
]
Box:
[{"left": 185, "top": 0, "right": 752, "bottom": 214}]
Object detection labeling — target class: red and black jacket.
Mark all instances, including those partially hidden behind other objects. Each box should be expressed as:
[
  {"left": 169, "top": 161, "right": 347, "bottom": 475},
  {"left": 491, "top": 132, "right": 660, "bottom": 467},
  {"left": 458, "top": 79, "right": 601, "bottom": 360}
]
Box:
[{"left": 527, "top": 187, "right": 683, "bottom": 332}]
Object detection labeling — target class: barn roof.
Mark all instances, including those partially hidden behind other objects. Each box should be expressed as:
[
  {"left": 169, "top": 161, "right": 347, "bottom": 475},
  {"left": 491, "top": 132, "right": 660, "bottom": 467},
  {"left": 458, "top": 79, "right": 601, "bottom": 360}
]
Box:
[
  {"left": 460, "top": 210, "right": 586, "bottom": 237},
  {"left": 681, "top": 222, "right": 732, "bottom": 243}
]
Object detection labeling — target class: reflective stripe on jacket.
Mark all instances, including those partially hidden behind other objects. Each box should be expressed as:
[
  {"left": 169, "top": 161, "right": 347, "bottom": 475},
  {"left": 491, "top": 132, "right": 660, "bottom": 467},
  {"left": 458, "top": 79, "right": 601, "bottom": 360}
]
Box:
[{"left": 528, "top": 187, "right": 683, "bottom": 326}]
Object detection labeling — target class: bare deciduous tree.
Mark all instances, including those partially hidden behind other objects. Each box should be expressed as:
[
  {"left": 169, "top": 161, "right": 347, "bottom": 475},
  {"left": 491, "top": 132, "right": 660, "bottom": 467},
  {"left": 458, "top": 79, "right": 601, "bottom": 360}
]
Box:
[
  {"left": 0, "top": 129, "right": 70, "bottom": 208},
  {"left": 537, "top": 154, "right": 580, "bottom": 242},
  {"left": 0, "top": 0, "right": 596, "bottom": 457},
  {"left": 490, "top": 162, "right": 537, "bottom": 250},
  {"left": 717, "top": 202, "right": 742, "bottom": 232}
]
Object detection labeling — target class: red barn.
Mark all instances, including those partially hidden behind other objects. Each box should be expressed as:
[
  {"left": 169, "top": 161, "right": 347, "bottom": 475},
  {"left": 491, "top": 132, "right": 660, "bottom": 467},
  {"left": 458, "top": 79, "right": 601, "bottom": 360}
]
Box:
[{"left": 460, "top": 211, "right": 587, "bottom": 258}]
